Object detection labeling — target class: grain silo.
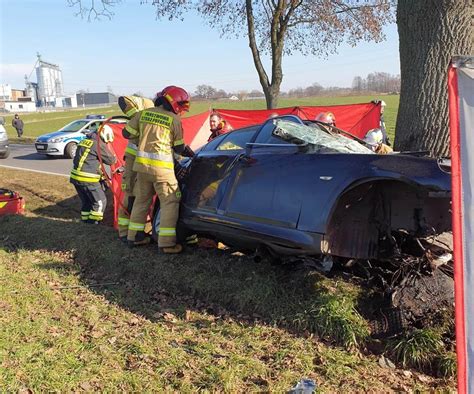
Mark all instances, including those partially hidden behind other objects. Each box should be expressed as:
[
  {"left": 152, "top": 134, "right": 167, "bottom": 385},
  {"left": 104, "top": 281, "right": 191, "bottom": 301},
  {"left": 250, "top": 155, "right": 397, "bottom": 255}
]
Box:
[{"left": 35, "top": 55, "right": 63, "bottom": 105}]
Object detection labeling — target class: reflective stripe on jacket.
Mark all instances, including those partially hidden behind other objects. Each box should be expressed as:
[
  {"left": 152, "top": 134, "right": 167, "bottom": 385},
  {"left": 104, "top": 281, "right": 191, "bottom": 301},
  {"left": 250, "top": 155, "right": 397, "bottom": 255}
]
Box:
[
  {"left": 127, "top": 106, "right": 183, "bottom": 181},
  {"left": 70, "top": 133, "right": 117, "bottom": 185}
]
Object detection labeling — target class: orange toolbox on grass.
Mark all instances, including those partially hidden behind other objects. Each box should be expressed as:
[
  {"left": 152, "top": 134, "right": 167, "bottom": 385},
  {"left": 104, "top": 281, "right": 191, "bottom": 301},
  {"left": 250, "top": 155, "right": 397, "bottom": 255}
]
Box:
[{"left": 0, "top": 189, "right": 25, "bottom": 216}]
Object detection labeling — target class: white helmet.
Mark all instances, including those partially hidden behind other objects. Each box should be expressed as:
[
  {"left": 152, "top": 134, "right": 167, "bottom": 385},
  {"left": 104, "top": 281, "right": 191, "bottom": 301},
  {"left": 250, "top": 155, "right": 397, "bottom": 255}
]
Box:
[
  {"left": 99, "top": 124, "right": 115, "bottom": 143},
  {"left": 364, "top": 128, "right": 383, "bottom": 150},
  {"left": 380, "top": 100, "right": 386, "bottom": 107}
]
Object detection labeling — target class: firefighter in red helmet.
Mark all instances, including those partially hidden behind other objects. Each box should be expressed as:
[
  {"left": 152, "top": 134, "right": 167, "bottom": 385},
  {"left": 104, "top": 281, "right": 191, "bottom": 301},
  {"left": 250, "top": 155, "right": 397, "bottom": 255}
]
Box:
[{"left": 122, "top": 85, "right": 194, "bottom": 253}]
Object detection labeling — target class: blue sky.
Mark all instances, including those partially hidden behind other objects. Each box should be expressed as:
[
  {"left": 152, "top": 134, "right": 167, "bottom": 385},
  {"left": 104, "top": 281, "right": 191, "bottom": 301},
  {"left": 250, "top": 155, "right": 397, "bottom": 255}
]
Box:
[{"left": 0, "top": 0, "right": 400, "bottom": 97}]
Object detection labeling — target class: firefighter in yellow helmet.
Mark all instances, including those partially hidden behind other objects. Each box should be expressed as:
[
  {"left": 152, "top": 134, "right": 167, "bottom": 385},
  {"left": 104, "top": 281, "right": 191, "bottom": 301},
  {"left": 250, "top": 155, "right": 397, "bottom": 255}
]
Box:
[
  {"left": 363, "top": 128, "right": 393, "bottom": 154},
  {"left": 117, "top": 95, "right": 154, "bottom": 242},
  {"left": 123, "top": 86, "right": 194, "bottom": 253},
  {"left": 70, "top": 125, "right": 117, "bottom": 224}
]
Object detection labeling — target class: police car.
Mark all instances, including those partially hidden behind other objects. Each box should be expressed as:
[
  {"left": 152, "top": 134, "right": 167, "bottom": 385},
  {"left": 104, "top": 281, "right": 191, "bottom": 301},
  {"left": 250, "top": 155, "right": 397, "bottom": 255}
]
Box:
[
  {"left": 0, "top": 121, "right": 9, "bottom": 159},
  {"left": 35, "top": 115, "right": 125, "bottom": 158}
]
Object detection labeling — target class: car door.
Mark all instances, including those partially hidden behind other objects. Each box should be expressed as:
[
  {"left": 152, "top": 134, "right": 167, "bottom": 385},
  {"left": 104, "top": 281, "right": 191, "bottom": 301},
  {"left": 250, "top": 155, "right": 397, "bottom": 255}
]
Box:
[
  {"left": 219, "top": 121, "right": 308, "bottom": 229},
  {"left": 182, "top": 126, "right": 260, "bottom": 214}
]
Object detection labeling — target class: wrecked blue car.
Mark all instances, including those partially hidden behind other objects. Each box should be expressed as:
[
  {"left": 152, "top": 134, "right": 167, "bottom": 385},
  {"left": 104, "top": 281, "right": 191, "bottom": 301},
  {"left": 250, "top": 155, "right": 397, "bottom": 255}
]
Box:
[{"left": 155, "top": 116, "right": 452, "bottom": 260}]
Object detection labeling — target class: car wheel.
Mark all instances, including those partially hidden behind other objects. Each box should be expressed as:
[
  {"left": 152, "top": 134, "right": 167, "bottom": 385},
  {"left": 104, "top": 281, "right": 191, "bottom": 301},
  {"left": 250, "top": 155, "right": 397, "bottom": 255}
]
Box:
[
  {"left": 0, "top": 148, "right": 10, "bottom": 159},
  {"left": 65, "top": 142, "right": 77, "bottom": 159}
]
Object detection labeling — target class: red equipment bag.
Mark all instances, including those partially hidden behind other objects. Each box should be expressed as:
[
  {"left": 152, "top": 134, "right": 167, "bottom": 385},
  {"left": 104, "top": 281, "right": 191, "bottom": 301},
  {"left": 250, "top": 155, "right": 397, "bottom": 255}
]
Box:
[{"left": 0, "top": 188, "right": 25, "bottom": 216}]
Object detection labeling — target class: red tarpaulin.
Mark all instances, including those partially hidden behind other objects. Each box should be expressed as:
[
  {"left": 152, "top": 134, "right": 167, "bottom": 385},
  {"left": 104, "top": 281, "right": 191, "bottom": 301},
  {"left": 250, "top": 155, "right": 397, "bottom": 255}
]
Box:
[
  {"left": 110, "top": 102, "right": 381, "bottom": 227},
  {"left": 182, "top": 102, "right": 380, "bottom": 149},
  {"left": 448, "top": 56, "right": 474, "bottom": 394}
]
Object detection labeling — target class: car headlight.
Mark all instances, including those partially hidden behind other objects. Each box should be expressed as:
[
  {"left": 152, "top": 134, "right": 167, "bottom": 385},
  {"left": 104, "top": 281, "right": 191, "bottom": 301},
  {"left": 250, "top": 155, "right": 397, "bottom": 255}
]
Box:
[{"left": 49, "top": 137, "right": 66, "bottom": 143}]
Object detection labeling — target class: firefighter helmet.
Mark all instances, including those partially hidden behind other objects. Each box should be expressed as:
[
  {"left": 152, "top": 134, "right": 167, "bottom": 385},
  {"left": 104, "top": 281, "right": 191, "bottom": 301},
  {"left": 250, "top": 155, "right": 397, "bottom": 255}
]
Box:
[
  {"left": 315, "top": 112, "right": 336, "bottom": 126},
  {"left": 99, "top": 124, "right": 115, "bottom": 143},
  {"left": 159, "top": 86, "right": 190, "bottom": 115},
  {"left": 364, "top": 128, "right": 384, "bottom": 150}
]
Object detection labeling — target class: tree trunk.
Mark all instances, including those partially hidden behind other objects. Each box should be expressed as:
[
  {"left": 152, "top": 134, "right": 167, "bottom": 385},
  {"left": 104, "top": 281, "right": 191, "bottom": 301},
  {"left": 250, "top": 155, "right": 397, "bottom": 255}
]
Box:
[
  {"left": 263, "top": 86, "right": 279, "bottom": 109},
  {"left": 395, "top": 0, "right": 473, "bottom": 156}
]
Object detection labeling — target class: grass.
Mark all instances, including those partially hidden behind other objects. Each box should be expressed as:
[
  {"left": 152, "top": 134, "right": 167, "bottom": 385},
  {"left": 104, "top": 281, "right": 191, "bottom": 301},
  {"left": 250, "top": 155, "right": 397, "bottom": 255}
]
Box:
[
  {"left": 0, "top": 167, "right": 453, "bottom": 391},
  {"left": 3, "top": 94, "right": 399, "bottom": 143},
  {"left": 389, "top": 329, "right": 445, "bottom": 371}
]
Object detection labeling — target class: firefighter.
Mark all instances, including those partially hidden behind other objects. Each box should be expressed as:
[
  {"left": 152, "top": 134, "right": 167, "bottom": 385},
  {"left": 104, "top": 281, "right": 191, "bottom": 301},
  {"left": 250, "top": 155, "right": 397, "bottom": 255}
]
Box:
[
  {"left": 363, "top": 128, "right": 393, "bottom": 154},
  {"left": 117, "top": 96, "right": 154, "bottom": 242},
  {"left": 123, "top": 85, "right": 194, "bottom": 254},
  {"left": 372, "top": 99, "right": 391, "bottom": 146},
  {"left": 315, "top": 112, "right": 336, "bottom": 133},
  {"left": 70, "top": 125, "right": 117, "bottom": 224}
]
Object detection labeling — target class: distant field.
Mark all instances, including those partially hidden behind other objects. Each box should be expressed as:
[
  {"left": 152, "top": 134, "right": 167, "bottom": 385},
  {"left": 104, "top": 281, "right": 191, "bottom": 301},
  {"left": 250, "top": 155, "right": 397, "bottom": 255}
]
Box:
[{"left": 3, "top": 95, "right": 398, "bottom": 143}]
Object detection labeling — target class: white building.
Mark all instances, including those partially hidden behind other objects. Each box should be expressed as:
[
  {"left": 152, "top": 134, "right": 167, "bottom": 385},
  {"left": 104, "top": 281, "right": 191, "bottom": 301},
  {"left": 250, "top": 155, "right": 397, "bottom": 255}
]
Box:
[{"left": 2, "top": 101, "right": 37, "bottom": 113}]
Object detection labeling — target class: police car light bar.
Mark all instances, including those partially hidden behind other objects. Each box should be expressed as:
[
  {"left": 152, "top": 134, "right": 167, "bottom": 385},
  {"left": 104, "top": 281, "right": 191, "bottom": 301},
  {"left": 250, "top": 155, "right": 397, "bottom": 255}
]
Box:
[{"left": 86, "top": 115, "right": 106, "bottom": 119}]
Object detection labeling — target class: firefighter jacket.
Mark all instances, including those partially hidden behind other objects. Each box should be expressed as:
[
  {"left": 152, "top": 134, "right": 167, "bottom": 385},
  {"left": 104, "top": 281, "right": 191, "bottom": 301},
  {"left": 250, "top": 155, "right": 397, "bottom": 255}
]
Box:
[
  {"left": 124, "top": 138, "right": 138, "bottom": 159},
  {"left": 70, "top": 133, "right": 117, "bottom": 185},
  {"left": 375, "top": 143, "right": 393, "bottom": 155},
  {"left": 124, "top": 106, "right": 184, "bottom": 183}
]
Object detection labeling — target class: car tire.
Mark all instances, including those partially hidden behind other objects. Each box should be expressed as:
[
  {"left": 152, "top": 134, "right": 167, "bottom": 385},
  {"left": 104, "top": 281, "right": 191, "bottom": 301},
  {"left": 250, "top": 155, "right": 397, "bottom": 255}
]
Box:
[
  {"left": 0, "top": 148, "right": 10, "bottom": 159},
  {"left": 65, "top": 142, "right": 77, "bottom": 159}
]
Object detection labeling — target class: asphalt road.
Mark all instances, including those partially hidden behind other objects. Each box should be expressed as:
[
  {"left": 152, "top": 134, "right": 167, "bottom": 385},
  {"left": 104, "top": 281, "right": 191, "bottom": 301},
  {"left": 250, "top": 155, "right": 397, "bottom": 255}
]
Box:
[{"left": 0, "top": 144, "right": 71, "bottom": 177}]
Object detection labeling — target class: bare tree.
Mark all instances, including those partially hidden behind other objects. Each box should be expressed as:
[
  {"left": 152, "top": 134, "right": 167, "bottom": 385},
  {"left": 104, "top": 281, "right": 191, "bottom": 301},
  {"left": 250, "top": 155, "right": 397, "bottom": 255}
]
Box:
[
  {"left": 395, "top": 0, "right": 473, "bottom": 156},
  {"left": 68, "top": 0, "right": 394, "bottom": 109},
  {"left": 67, "top": 0, "right": 119, "bottom": 21},
  {"left": 194, "top": 84, "right": 217, "bottom": 99},
  {"left": 352, "top": 76, "right": 364, "bottom": 92}
]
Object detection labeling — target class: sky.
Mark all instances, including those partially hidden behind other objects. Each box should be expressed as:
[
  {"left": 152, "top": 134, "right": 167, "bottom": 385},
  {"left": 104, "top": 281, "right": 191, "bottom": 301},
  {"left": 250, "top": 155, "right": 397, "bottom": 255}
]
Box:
[{"left": 0, "top": 0, "right": 400, "bottom": 97}]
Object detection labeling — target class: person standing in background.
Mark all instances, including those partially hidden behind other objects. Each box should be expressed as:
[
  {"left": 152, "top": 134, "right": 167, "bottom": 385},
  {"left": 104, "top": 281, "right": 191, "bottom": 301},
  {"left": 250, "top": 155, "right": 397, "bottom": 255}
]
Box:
[{"left": 12, "top": 114, "right": 24, "bottom": 138}]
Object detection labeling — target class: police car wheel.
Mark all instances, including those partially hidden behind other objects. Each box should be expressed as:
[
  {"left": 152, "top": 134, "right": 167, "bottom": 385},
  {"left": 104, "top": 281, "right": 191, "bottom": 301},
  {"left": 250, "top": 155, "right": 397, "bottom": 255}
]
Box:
[
  {"left": 0, "top": 148, "right": 10, "bottom": 159},
  {"left": 65, "top": 142, "right": 77, "bottom": 159}
]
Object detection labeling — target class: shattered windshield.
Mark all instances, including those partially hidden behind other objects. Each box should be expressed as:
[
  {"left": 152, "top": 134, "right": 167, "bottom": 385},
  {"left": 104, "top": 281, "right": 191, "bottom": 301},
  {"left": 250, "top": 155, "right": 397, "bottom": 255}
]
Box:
[{"left": 273, "top": 120, "right": 374, "bottom": 154}]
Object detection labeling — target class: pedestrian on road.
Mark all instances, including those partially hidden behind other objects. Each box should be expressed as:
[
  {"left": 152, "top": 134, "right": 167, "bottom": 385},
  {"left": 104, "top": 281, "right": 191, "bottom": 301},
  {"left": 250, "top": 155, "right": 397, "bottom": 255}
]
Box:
[{"left": 12, "top": 114, "right": 24, "bottom": 138}]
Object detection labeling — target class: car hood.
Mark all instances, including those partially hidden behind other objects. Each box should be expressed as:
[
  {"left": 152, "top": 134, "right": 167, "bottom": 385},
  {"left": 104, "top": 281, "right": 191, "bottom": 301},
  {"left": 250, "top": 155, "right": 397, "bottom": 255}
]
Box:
[{"left": 36, "top": 131, "right": 78, "bottom": 142}]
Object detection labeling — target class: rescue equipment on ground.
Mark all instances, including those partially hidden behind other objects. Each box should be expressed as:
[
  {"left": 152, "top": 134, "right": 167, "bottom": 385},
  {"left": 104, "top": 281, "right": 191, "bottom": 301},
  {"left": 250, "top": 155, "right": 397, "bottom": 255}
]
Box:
[{"left": 0, "top": 188, "right": 25, "bottom": 216}]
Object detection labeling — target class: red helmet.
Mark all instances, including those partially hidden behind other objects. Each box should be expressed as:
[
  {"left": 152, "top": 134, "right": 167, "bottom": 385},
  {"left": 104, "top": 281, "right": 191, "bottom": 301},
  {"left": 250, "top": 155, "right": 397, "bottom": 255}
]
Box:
[
  {"left": 315, "top": 112, "right": 336, "bottom": 126},
  {"left": 159, "top": 85, "right": 190, "bottom": 114}
]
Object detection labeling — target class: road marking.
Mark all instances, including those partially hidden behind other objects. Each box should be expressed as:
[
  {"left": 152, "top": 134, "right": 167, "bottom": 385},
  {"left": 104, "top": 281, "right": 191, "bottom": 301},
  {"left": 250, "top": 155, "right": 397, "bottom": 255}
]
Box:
[{"left": 0, "top": 164, "right": 69, "bottom": 178}]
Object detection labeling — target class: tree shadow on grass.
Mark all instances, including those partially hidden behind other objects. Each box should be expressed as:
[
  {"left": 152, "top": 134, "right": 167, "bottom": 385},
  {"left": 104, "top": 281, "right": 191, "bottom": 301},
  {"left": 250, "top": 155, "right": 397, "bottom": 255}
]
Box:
[{"left": 0, "top": 213, "right": 368, "bottom": 348}]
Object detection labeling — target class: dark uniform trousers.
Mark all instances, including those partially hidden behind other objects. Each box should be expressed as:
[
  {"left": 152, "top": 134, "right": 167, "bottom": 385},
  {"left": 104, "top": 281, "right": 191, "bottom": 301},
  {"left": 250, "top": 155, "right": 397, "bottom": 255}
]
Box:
[{"left": 74, "top": 182, "right": 107, "bottom": 222}]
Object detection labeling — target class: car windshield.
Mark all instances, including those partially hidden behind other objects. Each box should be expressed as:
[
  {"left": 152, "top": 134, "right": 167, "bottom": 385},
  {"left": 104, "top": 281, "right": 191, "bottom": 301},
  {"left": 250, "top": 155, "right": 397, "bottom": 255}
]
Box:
[
  {"left": 273, "top": 120, "right": 374, "bottom": 154},
  {"left": 59, "top": 120, "right": 90, "bottom": 132}
]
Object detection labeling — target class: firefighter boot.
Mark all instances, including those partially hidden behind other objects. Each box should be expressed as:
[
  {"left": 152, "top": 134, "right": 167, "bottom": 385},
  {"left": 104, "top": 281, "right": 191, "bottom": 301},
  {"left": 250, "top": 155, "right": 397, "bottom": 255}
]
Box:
[
  {"left": 127, "top": 231, "right": 151, "bottom": 248},
  {"left": 160, "top": 244, "right": 183, "bottom": 254}
]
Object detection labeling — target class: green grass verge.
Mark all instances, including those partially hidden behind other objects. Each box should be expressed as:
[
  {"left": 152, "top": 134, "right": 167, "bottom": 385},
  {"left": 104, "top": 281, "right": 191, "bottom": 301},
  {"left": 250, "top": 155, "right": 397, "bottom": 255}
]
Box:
[
  {"left": 0, "top": 167, "right": 452, "bottom": 391},
  {"left": 3, "top": 95, "right": 398, "bottom": 143}
]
